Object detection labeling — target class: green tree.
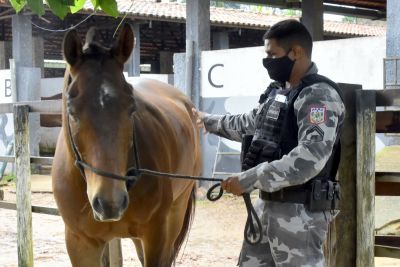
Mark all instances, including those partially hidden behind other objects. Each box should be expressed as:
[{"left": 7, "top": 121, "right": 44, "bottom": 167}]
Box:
[{"left": 9, "top": 0, "right": 119, "bottom": 19}]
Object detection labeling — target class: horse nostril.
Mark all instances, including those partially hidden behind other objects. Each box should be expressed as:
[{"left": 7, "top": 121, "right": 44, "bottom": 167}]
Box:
[
  {"left": 121, "top": 194, "right": 129, "bottom": 210},
  {"left": 126, "top": 180, "right": 135, "bottom": 191},
  {"left": 92, "top": 196, "right": 103, "bottom": 213}
]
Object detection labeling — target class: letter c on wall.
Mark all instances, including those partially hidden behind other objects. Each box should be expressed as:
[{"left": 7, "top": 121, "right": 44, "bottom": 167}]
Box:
[{"left": 208, "top": 64, "right": 224, "bottom": 88}]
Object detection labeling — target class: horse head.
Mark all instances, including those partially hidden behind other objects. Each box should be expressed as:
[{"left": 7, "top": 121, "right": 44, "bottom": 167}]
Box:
[{"left": 62, "top": 24, "right": 136, "bottom": 222}]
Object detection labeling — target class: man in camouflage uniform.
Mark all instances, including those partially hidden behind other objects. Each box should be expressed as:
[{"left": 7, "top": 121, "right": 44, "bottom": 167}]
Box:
[{"left": 193, "top": 20, "right": 345, "bottom": 267}]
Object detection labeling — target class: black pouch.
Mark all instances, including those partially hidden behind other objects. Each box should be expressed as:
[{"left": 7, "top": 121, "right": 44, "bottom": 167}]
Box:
[
  {"left": 241, "top": 135, "right": 254, "bottom": 171},
  {"left": 307, "top": 179, "right": 340, "bottom": 212}
]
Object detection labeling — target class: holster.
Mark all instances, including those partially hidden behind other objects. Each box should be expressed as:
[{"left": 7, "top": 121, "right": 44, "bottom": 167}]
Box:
[{"left": 307, "top": 179, "right": 340, "bottom": 212}]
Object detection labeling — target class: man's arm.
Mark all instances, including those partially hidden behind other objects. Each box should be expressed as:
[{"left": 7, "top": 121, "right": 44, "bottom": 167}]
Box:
[
  {"left": 237, "top": 83, "right": 345, "bottom": 192},
  {"left": 200, "top": 108, "right": 258, "bottom": 142}
]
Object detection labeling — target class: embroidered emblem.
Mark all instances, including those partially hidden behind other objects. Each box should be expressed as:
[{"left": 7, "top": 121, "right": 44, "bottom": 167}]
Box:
[
  {"left": 306, "top": 125, "right": 325, "bottom": 141},
  {"left": 309, "top": 106, "right": 326, "bottom": 124},
  {"left": 266, "top": 102, "right": 280, "bottom": 120}
]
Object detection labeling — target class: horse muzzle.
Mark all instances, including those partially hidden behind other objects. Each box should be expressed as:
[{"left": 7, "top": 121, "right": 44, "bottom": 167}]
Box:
[{"left": 91, "top": 193, "right": 129, "bottom": 222}]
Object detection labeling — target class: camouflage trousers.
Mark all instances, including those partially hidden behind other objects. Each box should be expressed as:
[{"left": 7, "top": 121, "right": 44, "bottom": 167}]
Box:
[{"left": 238, "top": 198, "right": 334, "bottom": 267}]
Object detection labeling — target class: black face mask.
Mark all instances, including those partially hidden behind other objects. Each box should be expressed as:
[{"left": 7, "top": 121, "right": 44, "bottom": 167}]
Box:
[{"left": 262, "top": 51, "right": 295, "bottom": 84}]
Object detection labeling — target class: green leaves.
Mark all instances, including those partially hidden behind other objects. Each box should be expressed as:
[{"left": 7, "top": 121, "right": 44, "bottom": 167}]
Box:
[
  {"left": 28, "top": 0, "right": 45, "bottom": 16},
  {"left": 91, "top": 0, "right": 99, "bottom": 9},
  {"left": 10, "top": 0, "right": 27, "bottom": 13},
  {"left": 70, "top": 0, "right": 86, "bottom": 13},
  {"left": 46, "top": 0, "right": 71, "bottom": 19},
  {"left": 98, "top": 0, "right": 118, "bottom": 18},
  {"left": 9, "top": 0, "right": 120, "bottom": 19}
]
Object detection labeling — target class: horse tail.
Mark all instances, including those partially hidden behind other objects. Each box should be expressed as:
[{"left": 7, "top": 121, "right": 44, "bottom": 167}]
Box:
[{"left": 172, "top": 184, "right": 196, "bottom": 263}]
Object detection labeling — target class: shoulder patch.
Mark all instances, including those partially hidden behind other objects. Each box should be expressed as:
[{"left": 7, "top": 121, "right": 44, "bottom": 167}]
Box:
[{"left": 309, "top": 106, "right": 326, "bottom": 124}]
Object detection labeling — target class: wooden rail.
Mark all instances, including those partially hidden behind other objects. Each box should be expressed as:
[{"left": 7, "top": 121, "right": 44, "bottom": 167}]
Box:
[
  {"left": 376, "top": 172, "right": 400, "bottom": 196},
  {"left": 0, "top": 201, "right": 59, "bottom": 216},
  {"left": 0, "top": 156, "right": 53, "bottom": 165},
  {"left": 0, "top": 100, "right": 61, "bottom": 114},
  {"left": 376, "top": 89, "right": 400, "bottom": 107},
  {"left": 375, "top": 246, "right": 400, "bottom": 259}
]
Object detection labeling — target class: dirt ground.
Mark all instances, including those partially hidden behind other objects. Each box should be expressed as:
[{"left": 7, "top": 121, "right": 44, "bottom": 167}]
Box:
[{"left": 1, "top": 181, "right": 400, "bottom": 267}]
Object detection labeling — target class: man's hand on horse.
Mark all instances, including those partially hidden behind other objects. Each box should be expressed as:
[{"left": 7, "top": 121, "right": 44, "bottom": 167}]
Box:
[
  {"left": 191, "top": 108, "right": 209, "bottom": 134},
  {"left": 221, "top": 176, "right": 245, "bottom": 196}
]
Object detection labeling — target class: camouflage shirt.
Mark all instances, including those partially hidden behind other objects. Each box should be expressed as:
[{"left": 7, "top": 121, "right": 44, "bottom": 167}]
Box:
[{"left": 203, "top": 63, "right": 345, "bottom": 193}]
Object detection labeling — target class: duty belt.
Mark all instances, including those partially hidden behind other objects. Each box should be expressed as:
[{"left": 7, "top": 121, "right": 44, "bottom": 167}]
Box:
[
  {"left": 259, "top": 179, "right": 340, "bottom": 212},
  {"left": 259, "top": 185, "right": 308, "bottom": 204}
]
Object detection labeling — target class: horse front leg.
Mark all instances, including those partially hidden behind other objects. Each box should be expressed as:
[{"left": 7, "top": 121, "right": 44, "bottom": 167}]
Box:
[
  {"left": 65, "top": 226, "right": 107, "bottom": 267},
  {"left": 142, "top": 222, "right": 174, "bottom": 267}
]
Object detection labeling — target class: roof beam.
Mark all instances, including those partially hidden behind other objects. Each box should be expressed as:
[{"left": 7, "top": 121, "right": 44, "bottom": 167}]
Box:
[
  {"left": 324, "top": 4, "right": 386, "bottom": 20},
  {"left": 230, "top": 0, "right": 386, "bottom": 20}
]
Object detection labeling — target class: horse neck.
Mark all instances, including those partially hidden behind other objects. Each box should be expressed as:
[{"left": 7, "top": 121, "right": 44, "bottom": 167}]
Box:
[{"left": 132, "top": 92, "right": 180, "bottom": 170}]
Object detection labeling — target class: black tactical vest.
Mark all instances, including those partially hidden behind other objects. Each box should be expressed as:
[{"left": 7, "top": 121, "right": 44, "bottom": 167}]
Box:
[{"left": 242, "top": 73, "right": 344, "bottom": 185}]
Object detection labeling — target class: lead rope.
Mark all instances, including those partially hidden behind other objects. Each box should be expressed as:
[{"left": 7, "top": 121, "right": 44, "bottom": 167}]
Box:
[{"left": 131, "top": 121, "right": 262, "bottom": 245}]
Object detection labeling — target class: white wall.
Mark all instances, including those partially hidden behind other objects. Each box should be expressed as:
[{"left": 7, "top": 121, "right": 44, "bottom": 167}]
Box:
[
  {"left": 0, "top": 70, "right": 13, "bottom": 155},
  {"left": 313, "top": 36, "right": 385, "bottom": 90},
  {"left": 40, "top": 77, "right": 64, "bottom": 97},
  {"left": 201, "top": 36, "right": 386, "bottom": 97}
]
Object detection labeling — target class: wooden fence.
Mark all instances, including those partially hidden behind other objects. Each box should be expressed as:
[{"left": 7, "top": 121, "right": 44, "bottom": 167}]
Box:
[{"left": 1, "top": 89, "right": 400, "bottom": 266}]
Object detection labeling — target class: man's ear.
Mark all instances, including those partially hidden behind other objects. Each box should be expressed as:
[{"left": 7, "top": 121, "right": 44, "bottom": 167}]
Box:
[{"left": 291, "top": 45, "right": 304, "bottom": 60}]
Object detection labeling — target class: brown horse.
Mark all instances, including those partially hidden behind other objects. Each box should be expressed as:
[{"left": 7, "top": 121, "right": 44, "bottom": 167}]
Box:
[{"left": 52, "top": 25, "right": 201, "bottom": 267}]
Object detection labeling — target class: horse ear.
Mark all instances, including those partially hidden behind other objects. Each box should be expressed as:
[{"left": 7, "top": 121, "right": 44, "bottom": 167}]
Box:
[
  {"left": 63, "top": 30, "right": 83, "bottom": 67},
  {"left": 111, "top": 24, "right": 134, "bottom": 65}
]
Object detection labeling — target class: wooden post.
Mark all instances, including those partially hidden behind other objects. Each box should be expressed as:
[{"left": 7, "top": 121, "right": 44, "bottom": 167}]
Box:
[
  {"left": 186, "top": 0, "right": 210, "bottom": 108},
  {"left": 109, "top": 239, "right": 123, "bottom": 267},
  {"left": 102, "top": 239, "right": 122, "bottom": 267},
  {"left": 356, "top": 90, "right": 376, "bottom": 267},
  {"left": 185, "top": 40, "right": 194, "bottom": 98},
  {"left": 14, "top": 104, "right": 33, "bottom": 267},
  {"left": 330, "top": 83, "right": 361, "bottom": 267},
  {"left": 301, "top": 0, "right": 324, "bottom": 41}
]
